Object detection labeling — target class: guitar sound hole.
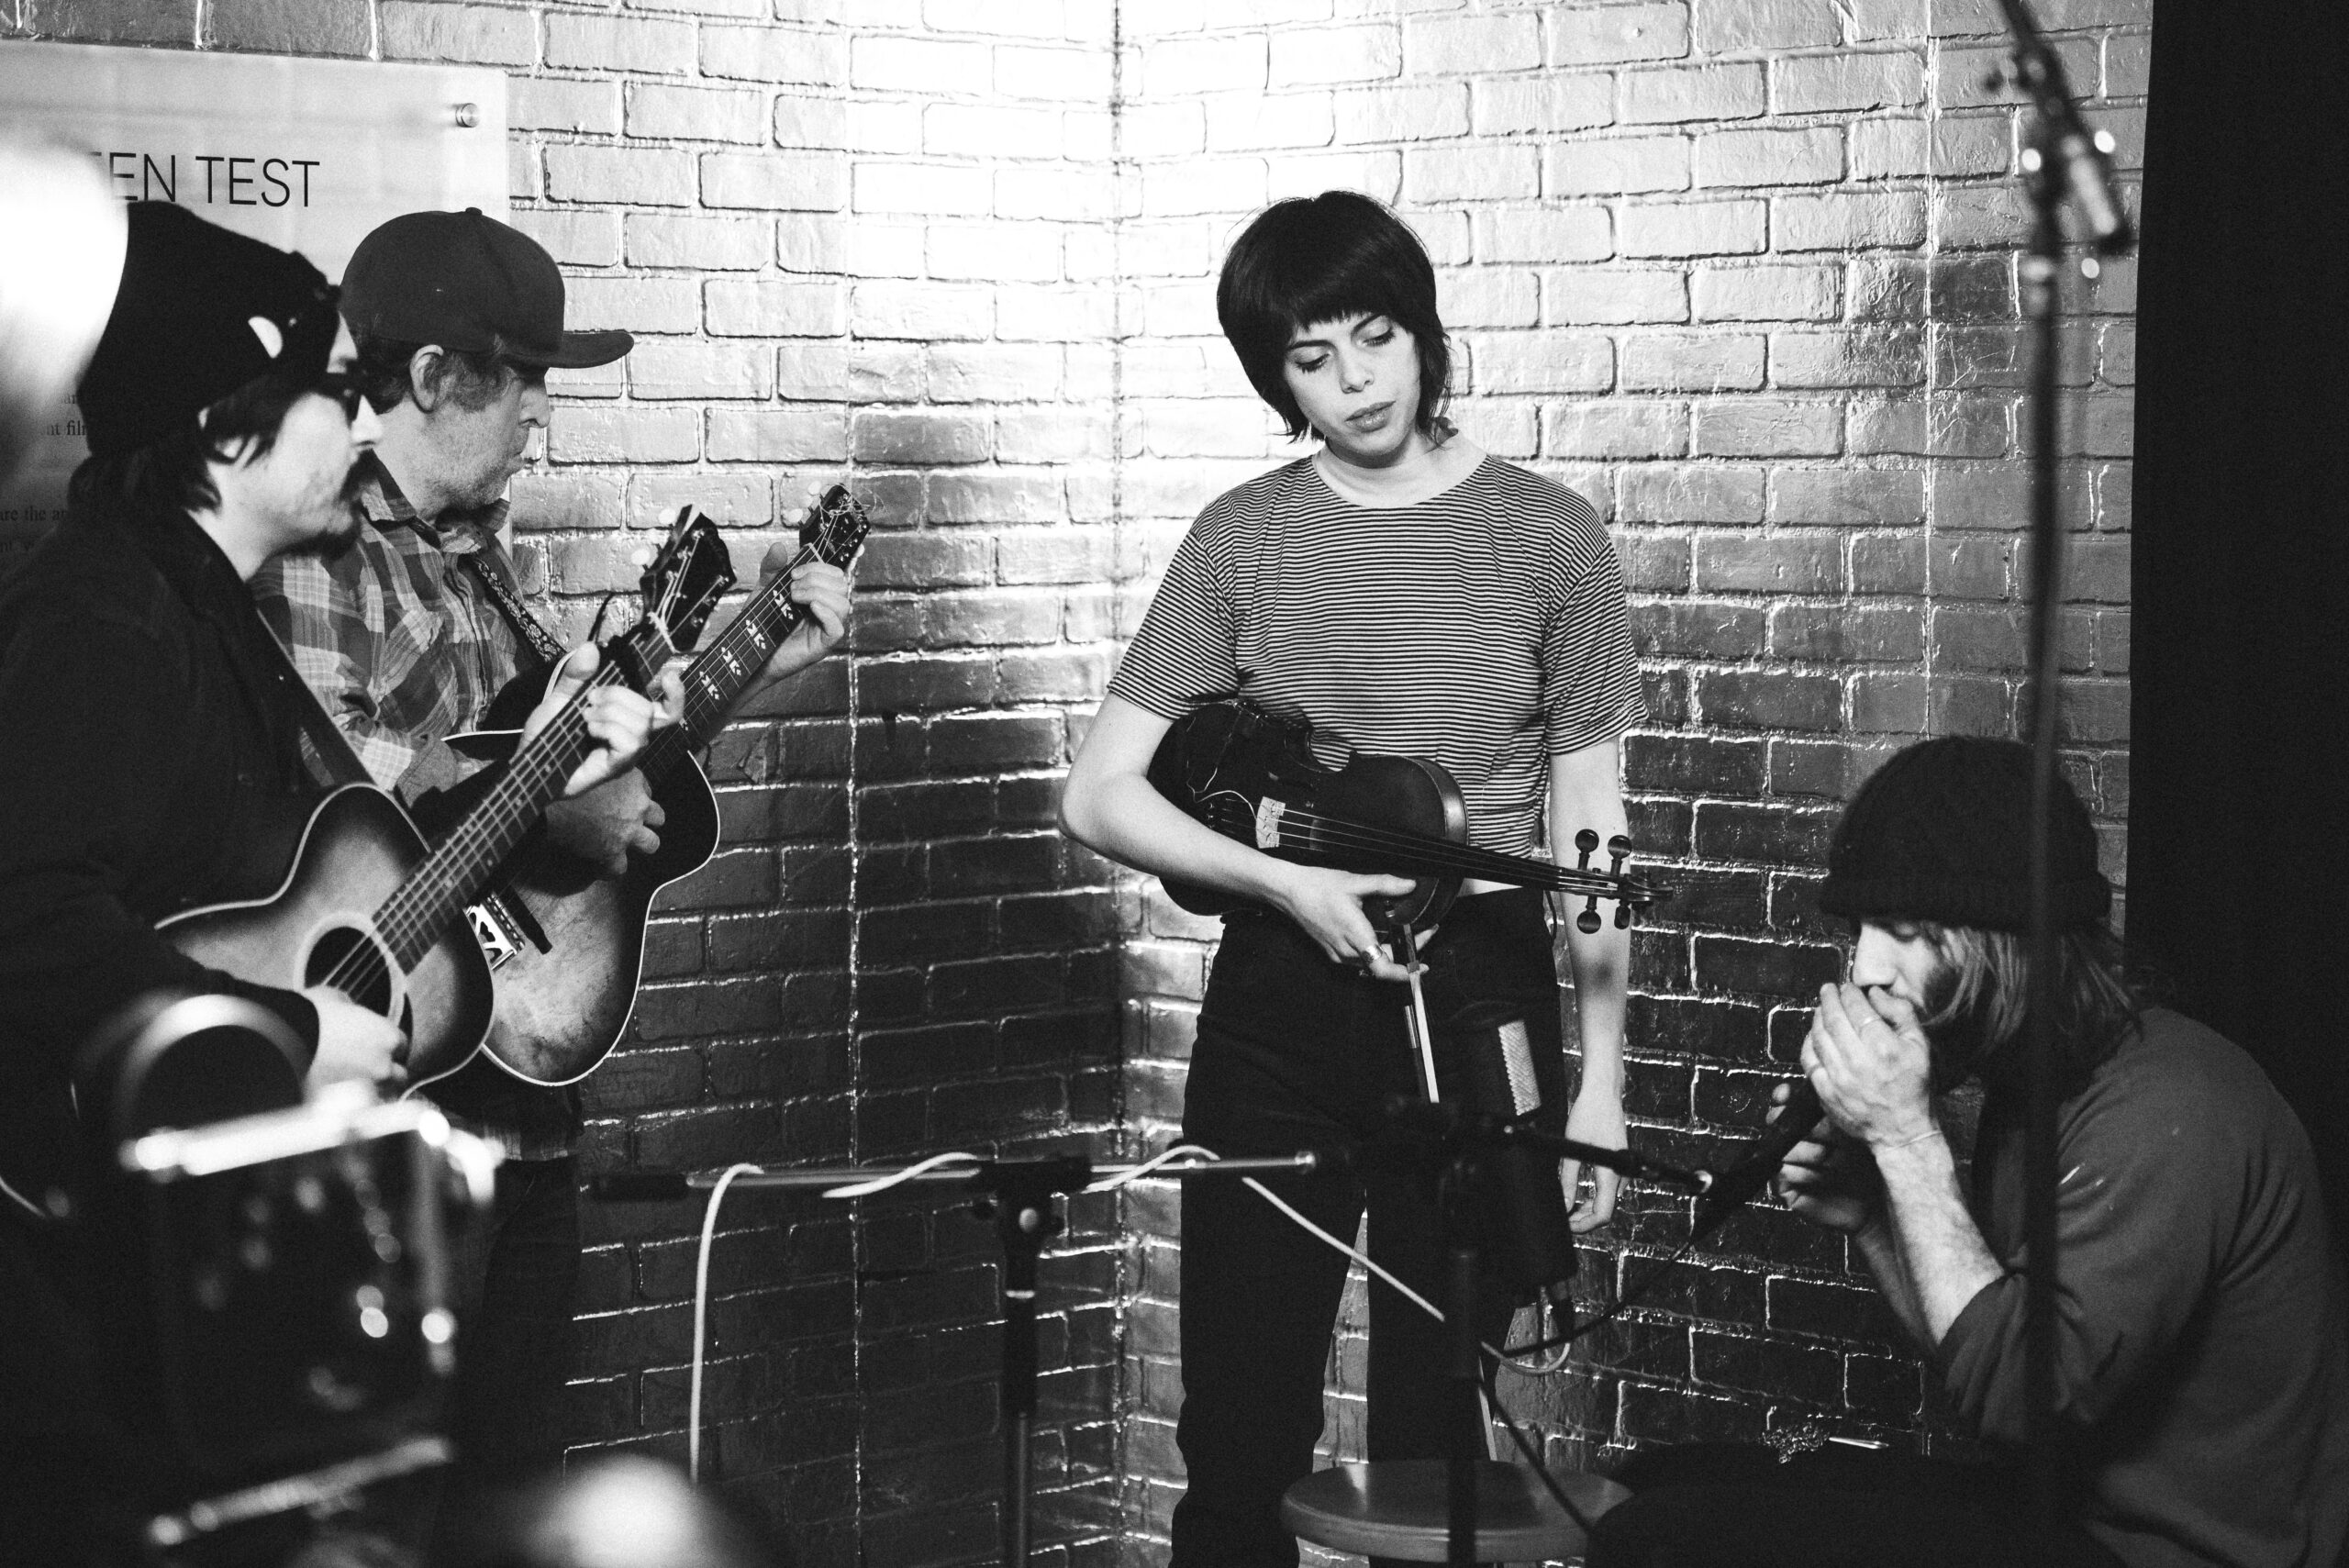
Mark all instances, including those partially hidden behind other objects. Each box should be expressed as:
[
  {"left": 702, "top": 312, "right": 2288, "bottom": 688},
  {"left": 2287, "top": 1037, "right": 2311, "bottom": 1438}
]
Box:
[{"left": 305, "top": 927, "right": 395, "bottom": 1018}]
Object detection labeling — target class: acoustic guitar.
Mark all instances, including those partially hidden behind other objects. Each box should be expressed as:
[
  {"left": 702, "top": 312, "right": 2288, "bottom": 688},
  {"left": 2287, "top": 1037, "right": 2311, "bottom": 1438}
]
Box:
[
  {"left": 159, "top": 514, "right": 735, "bottom": 1090},
  {"left": 458, "top": 486, "right": 872, "bottom": 1086},
  {"left": 1147, "top": 698, "right": 1665, "bottom": 934}
]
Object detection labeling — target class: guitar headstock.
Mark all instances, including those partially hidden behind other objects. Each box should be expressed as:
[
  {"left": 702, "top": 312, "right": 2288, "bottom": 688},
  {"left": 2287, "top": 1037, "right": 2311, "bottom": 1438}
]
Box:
[
  {"left": 799, "top": 484, "right": 873, "bottom": 571},
  {"left": 639, "top": 507, "right": 739, "bottom": 659}
]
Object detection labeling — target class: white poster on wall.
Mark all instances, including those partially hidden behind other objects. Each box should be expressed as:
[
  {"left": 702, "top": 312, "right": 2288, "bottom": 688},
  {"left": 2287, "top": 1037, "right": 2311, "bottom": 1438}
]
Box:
[{"left": 0, "top": 41, "right": 508, "bottom": 545}]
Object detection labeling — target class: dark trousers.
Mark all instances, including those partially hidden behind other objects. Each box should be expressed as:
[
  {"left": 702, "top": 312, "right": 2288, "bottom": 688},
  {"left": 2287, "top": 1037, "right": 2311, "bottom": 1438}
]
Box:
[
  {"left": 1588, "top": 1443, "right": 2127, "bottom": 1568},
  {"left": 441, "top": 1155, "right": 582, "bottom": 1507},
  {"left": 1170, "top": 891, "right": 1567, "bottom": 1568}
]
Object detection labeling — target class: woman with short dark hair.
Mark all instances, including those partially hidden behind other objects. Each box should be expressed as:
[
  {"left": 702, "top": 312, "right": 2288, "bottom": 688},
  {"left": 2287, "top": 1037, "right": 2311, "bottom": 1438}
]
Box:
[{"left": 1061, "top": 191, "right": 1643, "bottom": 1564}]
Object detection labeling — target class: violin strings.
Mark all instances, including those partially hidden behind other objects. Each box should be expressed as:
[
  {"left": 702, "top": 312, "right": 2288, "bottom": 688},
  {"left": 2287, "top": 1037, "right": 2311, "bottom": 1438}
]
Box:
[{"left": 1258, "top": 804, "right": 1640, "bottom": 899}]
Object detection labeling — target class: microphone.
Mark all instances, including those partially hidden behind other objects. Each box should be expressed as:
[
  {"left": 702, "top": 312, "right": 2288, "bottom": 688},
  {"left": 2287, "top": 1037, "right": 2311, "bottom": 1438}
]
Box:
[
  {"left": 1688, "top": 1080, "right": 1826, "bottom": 1245},
  {"left": 1994, "top": 0, "right": 2133, "bottom": 253}
]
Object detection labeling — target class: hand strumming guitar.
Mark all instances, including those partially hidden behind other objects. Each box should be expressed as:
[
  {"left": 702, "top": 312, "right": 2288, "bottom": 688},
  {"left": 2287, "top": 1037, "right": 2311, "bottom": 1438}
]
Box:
[
  {"left": 544, "top": 770, "right": 666, "bottom": 881},
  {"left": 523, "top": 641, "right": 662, "bottom": 799},
  {"left": 303, "top": 985, "right": 407, "bottom": 1091}
]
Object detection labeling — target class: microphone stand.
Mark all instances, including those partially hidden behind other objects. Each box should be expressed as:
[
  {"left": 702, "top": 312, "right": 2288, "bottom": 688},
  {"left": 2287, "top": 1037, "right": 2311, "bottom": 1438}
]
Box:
[
  {"left": 601, "top": 1132, "right": 1706, "bottom": 1568},
  {"left": 1363, "top": 1106, "right": 1708, "bottom": 1565},
  {"left": 603, "top": 1153, "right": 1315, "bottom": 1568},
  {"left": 1991, "top": 0, "right": 2132, "bottom": 1538}
]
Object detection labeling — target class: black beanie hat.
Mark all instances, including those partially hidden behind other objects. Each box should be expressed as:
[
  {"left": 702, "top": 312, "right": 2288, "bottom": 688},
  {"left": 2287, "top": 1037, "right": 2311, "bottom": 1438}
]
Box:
[
  {"left": 1818, "top": 736, "right": 2110, "bottom": 933},
  {"left": 78, "top": 203, "right": 340, "bottom": 459}
]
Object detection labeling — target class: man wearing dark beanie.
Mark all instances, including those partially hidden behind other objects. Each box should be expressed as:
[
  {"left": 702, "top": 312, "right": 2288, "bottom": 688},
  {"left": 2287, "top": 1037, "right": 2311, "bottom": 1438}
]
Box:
[
  {"left": 1590, "top": 737, "right": 2349, "bottom": 1568},
  {"left": 0, "top": 204, "right": 656, "bottom": 1563}
]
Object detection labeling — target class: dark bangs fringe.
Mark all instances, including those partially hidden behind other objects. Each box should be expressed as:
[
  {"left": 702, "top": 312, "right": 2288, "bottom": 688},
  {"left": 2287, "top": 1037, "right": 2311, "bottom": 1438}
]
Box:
[{"left": 1216, "top": 191, "right": 1452, "bottom": 440}]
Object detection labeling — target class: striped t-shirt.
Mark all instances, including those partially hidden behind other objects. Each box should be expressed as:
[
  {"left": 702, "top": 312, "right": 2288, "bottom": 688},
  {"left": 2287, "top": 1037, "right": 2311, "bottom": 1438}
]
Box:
[{"left": 1108, "top": 455, "right": 1642, "bottom": 857}]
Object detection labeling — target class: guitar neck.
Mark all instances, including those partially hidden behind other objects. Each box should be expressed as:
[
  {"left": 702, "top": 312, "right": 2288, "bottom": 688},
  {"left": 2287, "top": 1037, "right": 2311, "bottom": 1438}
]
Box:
[
  {"left": 636, "top": 547, "right": 817, "bottom": 786},
  {"left": 1276, "top": 806, "right": 1630, "bottom": 899},
  {"left": 377, "top": 623, "right": 672, "bottom": 969}
]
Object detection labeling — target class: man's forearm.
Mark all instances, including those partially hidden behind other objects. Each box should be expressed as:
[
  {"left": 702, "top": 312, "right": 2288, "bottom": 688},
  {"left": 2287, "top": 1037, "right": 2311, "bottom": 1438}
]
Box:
[
  {"left": 1852, "top": 1214, "right": 1934, "bottom": 1348},
  {"left": 1874, "top": 1131, "right": 2005, "bottom": 1346}
]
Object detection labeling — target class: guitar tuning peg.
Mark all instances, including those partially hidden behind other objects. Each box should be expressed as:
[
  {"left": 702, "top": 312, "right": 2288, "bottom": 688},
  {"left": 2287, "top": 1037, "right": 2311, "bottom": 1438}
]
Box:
[
  {"left": 1614, "top": 902, "right": 1633, "bottom": 930},
  {"left": 1575, "top": 828, "right": 1598, "bottom": 870},
  {"left": 1607, "top": 834, "right": 1631, "bottom": 875},
  {"left": 1577, "top": 905, "right": 1601, "bottom": 935}
]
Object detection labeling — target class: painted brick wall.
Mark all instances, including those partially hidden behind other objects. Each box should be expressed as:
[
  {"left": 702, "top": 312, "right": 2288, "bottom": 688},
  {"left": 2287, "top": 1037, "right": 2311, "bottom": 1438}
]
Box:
[
  {"left": 1108, "top": 1, "right": 2143, "bottom": 1562},
  {"left": 6, "top": 0, "right": 2143, "bottom": 1562}
]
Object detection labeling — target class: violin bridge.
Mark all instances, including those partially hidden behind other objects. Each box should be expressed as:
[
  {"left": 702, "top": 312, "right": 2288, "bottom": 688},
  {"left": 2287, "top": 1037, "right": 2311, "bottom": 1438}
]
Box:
[{"left": 1252, "top": 796, "right": 1287, "bottom": 851}]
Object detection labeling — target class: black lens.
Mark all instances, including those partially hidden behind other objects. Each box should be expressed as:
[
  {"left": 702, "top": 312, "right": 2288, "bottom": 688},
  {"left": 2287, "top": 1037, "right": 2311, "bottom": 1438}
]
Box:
[{"left": 314, "top": 372, "right": 365, "bottom": 420}]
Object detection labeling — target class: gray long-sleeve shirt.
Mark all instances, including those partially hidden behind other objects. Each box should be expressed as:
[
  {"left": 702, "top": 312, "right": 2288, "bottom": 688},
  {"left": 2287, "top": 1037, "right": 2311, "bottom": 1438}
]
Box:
[{"left": 1942, "top": 1007, "right": 2349, "bottom": 1568}]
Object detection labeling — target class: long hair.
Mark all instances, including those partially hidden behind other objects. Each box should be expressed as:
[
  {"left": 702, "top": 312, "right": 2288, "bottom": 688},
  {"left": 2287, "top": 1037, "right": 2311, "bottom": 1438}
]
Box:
[
  {"left": 66, "top": 373, "right": 307, "bottom": 518},
  {"left": 1215, "top": 190, "right": 1452, "bottom": 440},
  {"left": 1912, "top": 919, "right": 2142, "bottom": 1094}
]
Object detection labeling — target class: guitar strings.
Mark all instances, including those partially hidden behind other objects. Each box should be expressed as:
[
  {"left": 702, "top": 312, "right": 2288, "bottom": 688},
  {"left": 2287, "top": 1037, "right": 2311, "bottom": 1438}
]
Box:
[
  {"left": 313, "top": 530, "right": 838, "bottom": 1021},
  {"left": 315, "top": 658, "right": 635, "bottom": 1005}
]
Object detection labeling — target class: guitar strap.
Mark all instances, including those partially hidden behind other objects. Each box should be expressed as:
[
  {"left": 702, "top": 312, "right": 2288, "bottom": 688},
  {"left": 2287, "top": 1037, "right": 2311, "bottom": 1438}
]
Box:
[
  {"left": 460, "top": 551, "right": 567, "bottom": 670},
  {"left": 252, "top": 611, "right": 374, "bottom": 792}
]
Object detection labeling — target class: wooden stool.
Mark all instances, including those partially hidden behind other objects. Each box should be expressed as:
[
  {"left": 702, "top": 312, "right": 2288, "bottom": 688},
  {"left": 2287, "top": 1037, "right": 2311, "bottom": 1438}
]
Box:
[{"left": 1280, "top": 1459, "right": 1631, "bottom": 1562}]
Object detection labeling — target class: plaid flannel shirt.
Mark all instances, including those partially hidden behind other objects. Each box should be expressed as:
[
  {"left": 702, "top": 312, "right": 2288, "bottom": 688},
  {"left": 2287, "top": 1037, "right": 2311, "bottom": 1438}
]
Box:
[
  {"left": 253, "top": 456, "right": 542, "bottom": 802},
  {"left": 252, "top": 456, "right": 575, "bottom": 1159}
]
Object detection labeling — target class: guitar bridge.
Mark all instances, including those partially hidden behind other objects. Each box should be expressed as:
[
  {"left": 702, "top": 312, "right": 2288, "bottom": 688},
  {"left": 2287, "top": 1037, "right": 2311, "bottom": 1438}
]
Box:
[
  {"left": 464, "top": 886, "right": 549, "bottom": 971},
  {"left": 1252, "top": 796, "right": 1286, "bottom": 851}
]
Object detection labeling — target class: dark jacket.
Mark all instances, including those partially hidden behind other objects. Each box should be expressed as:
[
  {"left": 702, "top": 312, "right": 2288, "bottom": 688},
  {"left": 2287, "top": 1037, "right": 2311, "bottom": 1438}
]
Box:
[{"left": 0, "top": 485, "right": 326, "bottom": 1216}]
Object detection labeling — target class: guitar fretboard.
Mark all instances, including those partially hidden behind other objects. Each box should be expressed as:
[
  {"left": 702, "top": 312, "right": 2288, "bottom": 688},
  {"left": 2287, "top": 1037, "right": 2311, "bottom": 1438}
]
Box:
[
  {"left": 375, "top": 620, "right": 675, "bottom": 970},
  {"left": 637, "top": 542, "right": 821, "bottom": 786}
]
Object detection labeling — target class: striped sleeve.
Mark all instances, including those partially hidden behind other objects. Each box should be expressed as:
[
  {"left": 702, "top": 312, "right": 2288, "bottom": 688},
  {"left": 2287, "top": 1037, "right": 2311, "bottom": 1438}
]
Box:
[
  {"left": 1105, "top": 512, "right": 1240, "bottom": 719},
  {"left": 1539, "top": 494, "right": 1643, "bottom": 756}
]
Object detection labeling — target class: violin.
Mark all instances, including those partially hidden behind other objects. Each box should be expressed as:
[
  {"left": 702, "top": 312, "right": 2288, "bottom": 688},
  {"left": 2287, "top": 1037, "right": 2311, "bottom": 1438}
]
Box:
[{"left": 1146, "top": 699, "right": 1664, "bottom": 934}]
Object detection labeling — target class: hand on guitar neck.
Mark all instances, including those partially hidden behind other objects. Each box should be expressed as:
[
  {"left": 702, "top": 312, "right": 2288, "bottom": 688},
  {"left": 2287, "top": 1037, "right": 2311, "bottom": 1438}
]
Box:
[
  {"left": 533, "top": 549, "right": 846, "bottom": 884},
  {"left": 648, "top": 549, "right": 852, "bottom": 723}
]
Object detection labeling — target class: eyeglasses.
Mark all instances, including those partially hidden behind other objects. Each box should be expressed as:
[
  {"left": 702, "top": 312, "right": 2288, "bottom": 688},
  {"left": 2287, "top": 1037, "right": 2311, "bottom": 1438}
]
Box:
[{"left": 312, "top": 370, "right": 370, "bottom": 421}]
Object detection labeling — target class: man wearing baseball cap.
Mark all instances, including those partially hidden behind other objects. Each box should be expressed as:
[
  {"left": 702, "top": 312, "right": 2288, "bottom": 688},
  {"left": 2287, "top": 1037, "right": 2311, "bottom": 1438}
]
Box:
[
  {"left": 1587, "top": 737, "right": 2349, "bottom": 1568},
  {"left": 251, "top": 207, "right": 848, "bottom": 1510},
  {"left": 0, "top": 202, "right": 656, "bottom": 1559}
]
